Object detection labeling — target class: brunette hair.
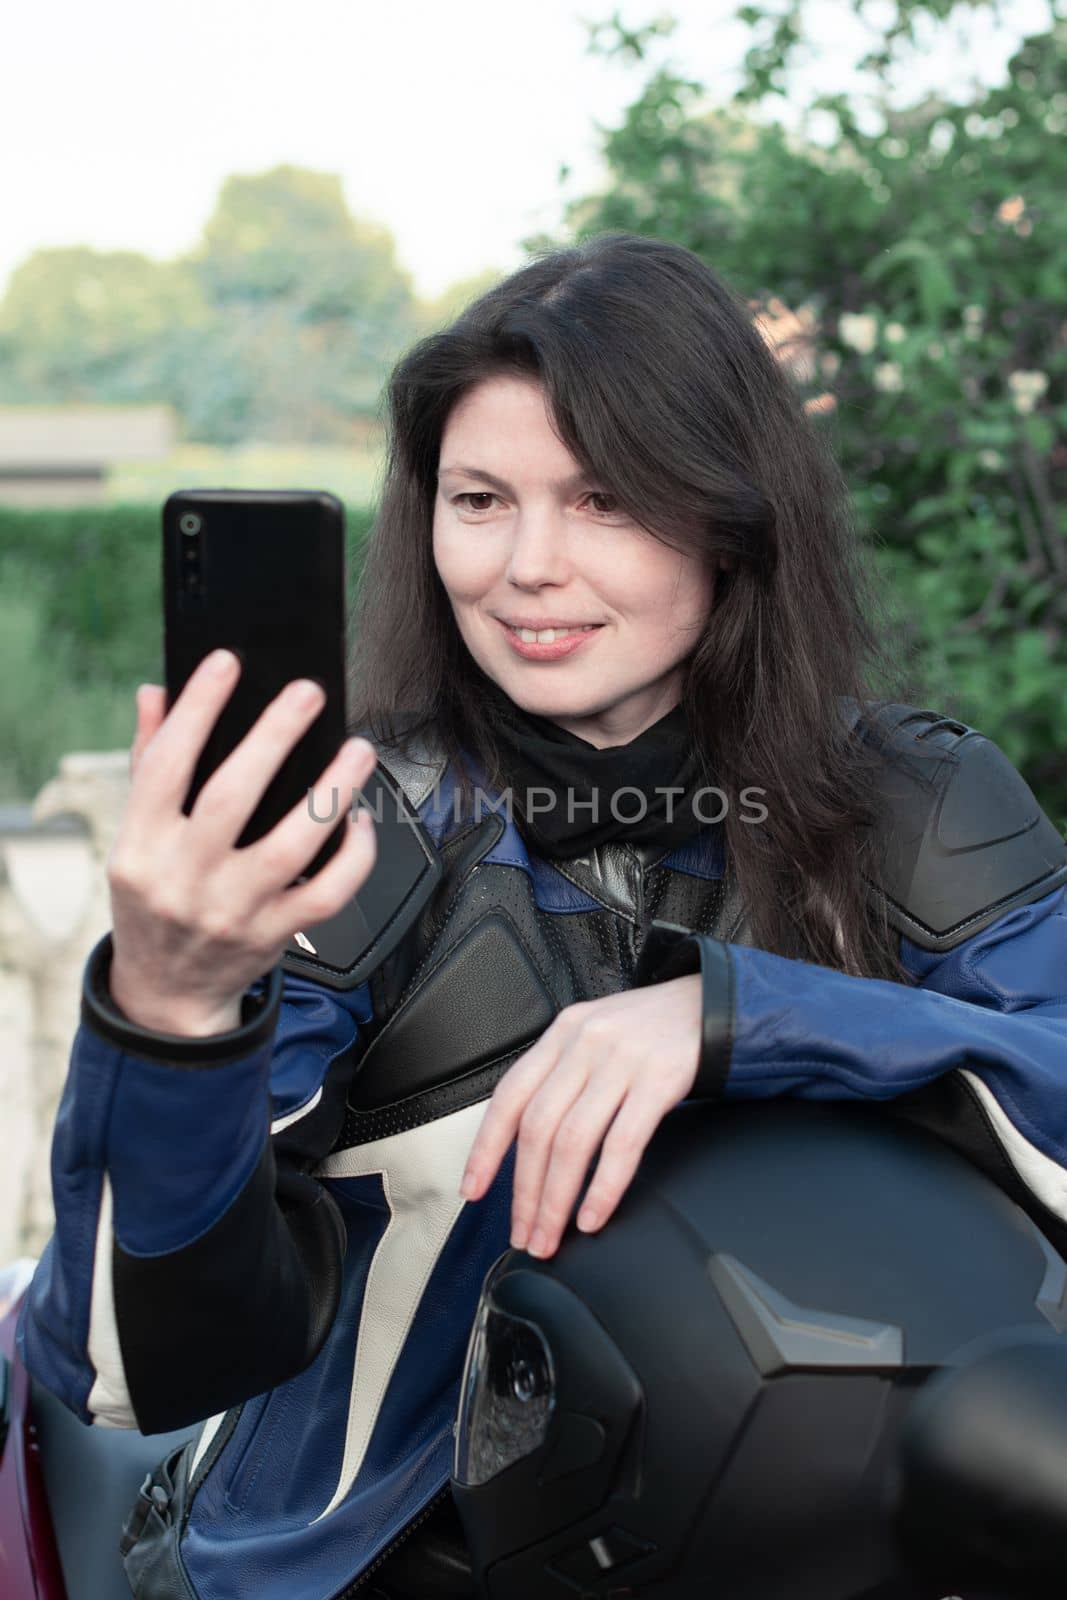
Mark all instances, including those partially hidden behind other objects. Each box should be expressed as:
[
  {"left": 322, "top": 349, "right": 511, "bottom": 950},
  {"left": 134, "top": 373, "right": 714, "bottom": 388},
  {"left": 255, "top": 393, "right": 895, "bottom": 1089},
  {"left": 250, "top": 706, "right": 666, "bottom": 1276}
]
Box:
[{"left": 350, "top": 231, "right": 928, "bottom": 982}]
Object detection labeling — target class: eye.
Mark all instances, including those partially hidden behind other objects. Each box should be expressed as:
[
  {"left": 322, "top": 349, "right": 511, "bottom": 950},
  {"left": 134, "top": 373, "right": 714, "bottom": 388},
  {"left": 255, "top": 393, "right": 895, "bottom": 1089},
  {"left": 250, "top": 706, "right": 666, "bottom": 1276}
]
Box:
[
  {"left": 453, "top": 492, "right": 498, "bottom": 513},
  {"left": 450, "top": 489, "right": 626, "bottom": 518},
  {"left": 583, "top": 491, "right": 631, "bottom": 522},
  {"left": 585, "top": 491, "right": 621, "bottom": 516}
]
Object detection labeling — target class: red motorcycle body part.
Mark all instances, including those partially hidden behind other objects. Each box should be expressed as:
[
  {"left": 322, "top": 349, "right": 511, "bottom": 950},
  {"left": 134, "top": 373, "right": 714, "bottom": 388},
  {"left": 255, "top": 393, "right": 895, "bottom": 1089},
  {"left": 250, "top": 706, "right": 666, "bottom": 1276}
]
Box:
[{"left": 0, "top": 1295, "right": 67, "bottom": 1600}]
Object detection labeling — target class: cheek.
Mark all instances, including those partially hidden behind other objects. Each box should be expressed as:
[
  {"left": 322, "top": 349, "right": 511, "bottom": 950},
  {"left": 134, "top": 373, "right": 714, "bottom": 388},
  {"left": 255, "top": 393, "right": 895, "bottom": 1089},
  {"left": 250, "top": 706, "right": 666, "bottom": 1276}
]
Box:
[
  {"left": 625, "top": 547, "right": 714, "bottom": 633},
  {"left": 432, "top": 516, "right": 486, "bottom": 605},
  {"left": 680, "top": 562, "right": 716, "bottom": 630}
]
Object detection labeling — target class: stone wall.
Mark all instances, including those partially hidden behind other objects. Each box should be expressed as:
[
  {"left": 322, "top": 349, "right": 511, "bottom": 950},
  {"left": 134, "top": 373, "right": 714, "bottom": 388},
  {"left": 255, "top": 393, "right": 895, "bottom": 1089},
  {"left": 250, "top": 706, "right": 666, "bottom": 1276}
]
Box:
[{"left": 0, "top": 752, "right": 130, "bottom": 1261}]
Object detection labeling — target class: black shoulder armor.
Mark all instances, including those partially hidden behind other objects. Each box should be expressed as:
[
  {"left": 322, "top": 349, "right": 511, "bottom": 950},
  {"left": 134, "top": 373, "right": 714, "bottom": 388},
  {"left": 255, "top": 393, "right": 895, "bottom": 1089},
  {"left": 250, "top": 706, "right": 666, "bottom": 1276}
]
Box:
[
  {"left": 861, "top": 704, "right": 1067, "bottom": 952},
  {"left": 281, "top": 750, "right": 443, "bottom": 990}
]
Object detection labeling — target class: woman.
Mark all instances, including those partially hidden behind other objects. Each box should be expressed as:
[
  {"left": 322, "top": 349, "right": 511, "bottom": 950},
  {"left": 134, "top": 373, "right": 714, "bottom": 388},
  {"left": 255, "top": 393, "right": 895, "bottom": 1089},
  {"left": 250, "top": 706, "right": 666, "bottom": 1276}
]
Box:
[{"left": 17, "top": 232, "right": 1067, "bottom": 1600}]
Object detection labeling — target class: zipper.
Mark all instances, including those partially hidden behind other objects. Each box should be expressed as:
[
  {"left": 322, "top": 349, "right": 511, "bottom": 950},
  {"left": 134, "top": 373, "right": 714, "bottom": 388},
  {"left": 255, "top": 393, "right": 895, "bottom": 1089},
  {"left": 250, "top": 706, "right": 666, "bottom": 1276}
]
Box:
[
  {"left": 628, "top": 843, "right": 645, "bottom": 931},
  {"left": 181, "top": 1403, "right": 245, "bottom": 1533},
  {"left": 164, "top": 1418, "right": 452, "bottom": 1600},
  {"left": 330, "top": 1480, "right": 453, "bottom": 1598}
]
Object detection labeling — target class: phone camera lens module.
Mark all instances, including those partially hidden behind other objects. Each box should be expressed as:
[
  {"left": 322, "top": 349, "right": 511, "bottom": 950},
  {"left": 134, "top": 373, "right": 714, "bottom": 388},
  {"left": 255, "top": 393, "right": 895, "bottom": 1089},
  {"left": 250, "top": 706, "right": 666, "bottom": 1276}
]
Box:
[{"left": 180, "top": 513, "right": 203, "bottom": 537}]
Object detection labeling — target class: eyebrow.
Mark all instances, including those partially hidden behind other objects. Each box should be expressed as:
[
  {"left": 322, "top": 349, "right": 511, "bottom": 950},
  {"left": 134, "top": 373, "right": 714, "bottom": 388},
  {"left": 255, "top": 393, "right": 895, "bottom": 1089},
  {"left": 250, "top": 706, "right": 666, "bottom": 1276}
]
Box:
[{"left": 437, "top": 464, "right": 595, "bottom": 495}]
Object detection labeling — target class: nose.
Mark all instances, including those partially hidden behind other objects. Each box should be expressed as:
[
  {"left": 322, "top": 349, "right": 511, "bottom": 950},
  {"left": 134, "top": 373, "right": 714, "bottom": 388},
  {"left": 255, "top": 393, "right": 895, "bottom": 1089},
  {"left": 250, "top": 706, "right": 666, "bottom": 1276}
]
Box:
[{"left": 504, "top": 506, "right": 573, "bottom": 589}]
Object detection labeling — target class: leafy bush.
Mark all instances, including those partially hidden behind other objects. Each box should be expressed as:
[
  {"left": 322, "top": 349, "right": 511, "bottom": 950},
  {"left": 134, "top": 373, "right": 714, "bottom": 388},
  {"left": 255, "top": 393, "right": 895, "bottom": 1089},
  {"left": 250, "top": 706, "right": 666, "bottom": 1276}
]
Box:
[
  {"left": 526, "top": 2, "right": 1066, "bottom": 831},
  {"left": 0, "top": 502, "right": 374, "bottom": 799},
  {"left": 0, "top": 559, "right": 136, "bottom": 800}
]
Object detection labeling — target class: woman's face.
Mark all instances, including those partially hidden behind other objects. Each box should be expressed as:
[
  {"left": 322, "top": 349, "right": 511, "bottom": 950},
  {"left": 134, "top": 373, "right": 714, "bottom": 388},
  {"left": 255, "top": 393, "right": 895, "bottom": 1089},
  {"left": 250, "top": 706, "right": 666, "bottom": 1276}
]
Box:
[{"left": 432, "top": 374, "right": 716, "bottom": 748}]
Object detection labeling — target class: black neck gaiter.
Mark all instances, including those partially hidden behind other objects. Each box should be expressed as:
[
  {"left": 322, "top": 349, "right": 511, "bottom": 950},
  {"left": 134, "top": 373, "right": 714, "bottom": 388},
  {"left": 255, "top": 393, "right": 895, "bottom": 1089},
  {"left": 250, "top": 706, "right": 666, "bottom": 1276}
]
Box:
[{"left": 488, "top": 700, "right": 709, "bottom": 860}]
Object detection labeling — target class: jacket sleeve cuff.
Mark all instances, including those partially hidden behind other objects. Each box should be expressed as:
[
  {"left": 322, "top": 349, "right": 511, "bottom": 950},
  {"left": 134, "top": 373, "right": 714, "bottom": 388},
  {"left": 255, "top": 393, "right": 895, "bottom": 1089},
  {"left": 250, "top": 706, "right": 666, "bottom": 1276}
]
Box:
[
  {"left": 82, "top": 932, "right": 284, "bottom": 1066},
  {"left": 633, "top": 920, "right": 735, "bottom": 1098}
]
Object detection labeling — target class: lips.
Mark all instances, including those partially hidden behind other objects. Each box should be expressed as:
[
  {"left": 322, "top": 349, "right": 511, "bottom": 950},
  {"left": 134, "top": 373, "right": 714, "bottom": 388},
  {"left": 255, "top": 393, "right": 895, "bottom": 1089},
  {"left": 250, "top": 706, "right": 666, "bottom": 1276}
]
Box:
[{"left": 495, "top": 617, "right": 603, "bottom": 662}]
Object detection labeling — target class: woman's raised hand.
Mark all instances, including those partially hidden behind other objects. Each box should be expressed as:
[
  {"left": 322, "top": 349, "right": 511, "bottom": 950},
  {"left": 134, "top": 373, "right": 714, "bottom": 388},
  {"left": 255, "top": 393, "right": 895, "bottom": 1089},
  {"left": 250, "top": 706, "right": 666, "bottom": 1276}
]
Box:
[{"left": 106, "top": 648, "right": 378, "bottom": 1037}]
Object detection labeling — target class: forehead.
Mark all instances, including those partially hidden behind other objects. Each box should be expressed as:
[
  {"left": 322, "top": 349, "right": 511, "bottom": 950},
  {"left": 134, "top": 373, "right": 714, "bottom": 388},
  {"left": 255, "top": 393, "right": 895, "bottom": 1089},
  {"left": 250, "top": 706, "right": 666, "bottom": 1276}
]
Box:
[{"left": 439, "top": 375, "right": 575, "bottom": 464}]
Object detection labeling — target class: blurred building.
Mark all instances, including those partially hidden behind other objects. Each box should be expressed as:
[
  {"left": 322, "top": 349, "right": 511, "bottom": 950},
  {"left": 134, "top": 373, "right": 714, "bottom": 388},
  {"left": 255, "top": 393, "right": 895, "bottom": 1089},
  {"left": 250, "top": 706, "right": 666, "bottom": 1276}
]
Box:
[{"left": 0, "top": 404, "right": 175, "bottom": 507}]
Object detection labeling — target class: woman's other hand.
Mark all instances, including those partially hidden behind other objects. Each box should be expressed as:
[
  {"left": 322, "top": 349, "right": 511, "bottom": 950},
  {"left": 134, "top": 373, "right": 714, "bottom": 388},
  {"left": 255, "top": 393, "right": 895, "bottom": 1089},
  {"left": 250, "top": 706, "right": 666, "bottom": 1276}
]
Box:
[
  {"left": 106, "top": 649, "right": 378, "bottom": 1036},
  {"left": 459, "top": 975, "right": 703, "bottom": 1258}
]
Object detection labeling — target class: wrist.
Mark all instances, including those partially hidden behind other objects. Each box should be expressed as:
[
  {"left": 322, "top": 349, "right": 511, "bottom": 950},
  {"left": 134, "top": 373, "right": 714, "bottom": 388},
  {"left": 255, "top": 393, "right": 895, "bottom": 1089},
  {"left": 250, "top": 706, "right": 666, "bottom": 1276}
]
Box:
[
  {"left": 633, "top": 921, "right": 735, "bottom": 1098},
  {"left": 108, "top": 964, "right": 242, "bottom": 1037},
  {"left": 83, "top": 934, "right": 282, "bottom": 1066}
]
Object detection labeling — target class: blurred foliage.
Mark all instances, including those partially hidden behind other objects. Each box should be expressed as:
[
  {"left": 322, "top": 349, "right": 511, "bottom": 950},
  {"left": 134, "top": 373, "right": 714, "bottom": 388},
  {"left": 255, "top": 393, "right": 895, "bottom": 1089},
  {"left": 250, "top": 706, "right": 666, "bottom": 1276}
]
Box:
[
  {"left": 0, "top": 561, "right": 135, "bottom": 803},
  {"left": 0, "top": 167, "right": 420, "bottom": 446},
  {"left": 1, "top": 0, "right": 1064, "bottom": 840},
  {"left": 523, "top": 0, "right": 1067, "bottom": 829},
  {"left": 0, "top": 502, "right": 375, "bottom": 800},
  {"left": 0, "top": 248, "right": 200, "bottom": 403},
  {"left": 106, "top": 441, "right": 386, "bottom": 509}
]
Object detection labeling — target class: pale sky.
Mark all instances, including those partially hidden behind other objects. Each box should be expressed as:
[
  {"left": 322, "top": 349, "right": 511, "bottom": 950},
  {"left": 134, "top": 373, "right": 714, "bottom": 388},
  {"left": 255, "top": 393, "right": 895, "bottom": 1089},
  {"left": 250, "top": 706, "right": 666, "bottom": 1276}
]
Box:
[{"left": 0, "top": 0, "right": 1052, "bottom": 304}]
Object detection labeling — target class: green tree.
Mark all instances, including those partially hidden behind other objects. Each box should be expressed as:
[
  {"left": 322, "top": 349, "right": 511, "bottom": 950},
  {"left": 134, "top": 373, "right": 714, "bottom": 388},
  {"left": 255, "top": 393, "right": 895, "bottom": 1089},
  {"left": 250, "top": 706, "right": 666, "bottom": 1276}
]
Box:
[
  {"left": 178, "top": 166, "right": 418, "bottom": 443},
  {"left": 0, "top": 247, "right": 200, "bottom": 402},
  {"left": 0, "top": 166, "right": 420, "bottom": 446},
  {"left": 531, "top": 1, "right": 1067, "bottom": 823}
]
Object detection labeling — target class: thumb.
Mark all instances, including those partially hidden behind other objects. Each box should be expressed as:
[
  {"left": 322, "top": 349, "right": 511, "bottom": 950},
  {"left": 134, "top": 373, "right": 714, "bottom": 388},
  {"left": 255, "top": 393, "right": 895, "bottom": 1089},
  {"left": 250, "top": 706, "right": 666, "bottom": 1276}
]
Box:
[{"left": 129, "top": 684, "right": 167, "bottom": 780}]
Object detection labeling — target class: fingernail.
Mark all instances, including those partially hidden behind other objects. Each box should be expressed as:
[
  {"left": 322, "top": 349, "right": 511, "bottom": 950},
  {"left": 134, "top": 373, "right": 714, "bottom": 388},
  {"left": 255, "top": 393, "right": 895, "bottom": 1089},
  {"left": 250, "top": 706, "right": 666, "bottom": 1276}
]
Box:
[
  {"left": 460, "top": 1171, "right": 478, "bottom": 1199},
  {"left": 208, "top": 648, "right": 237, "bottom": 677},
  {"left": 577, "top": 1207, "right": 599, "bottom": 1232},
  {"left": 510, "top": 1222, "right": 529, "bottom": 1250},
  {"left": 528, "top": 1228, "right": 548, "bottom": 1257},
  {"left": 292, "top": 679, "right": 324, "bottom": 710}
]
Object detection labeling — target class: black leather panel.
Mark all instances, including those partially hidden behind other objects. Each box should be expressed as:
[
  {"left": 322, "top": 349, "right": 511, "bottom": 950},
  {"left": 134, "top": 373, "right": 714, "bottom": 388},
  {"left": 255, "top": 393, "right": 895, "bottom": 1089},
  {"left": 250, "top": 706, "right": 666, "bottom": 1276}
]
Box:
[
  {"left": 350, "top": 911, "right": 557, "bottom": 1110},
  {"left": 552, "top": 843, "right": 650, "bottom": 922},
  {"left": 282, "top": 760, "right": 442, "bottom": 990},
  {"left": 863, "top": 708, "right": 1067, "bottom": 951},
  {"left": 337, "top": 853, "right": 736, "bottom": 1142},
  {"left": 343, "top": 1047, "right": 531, "bottom": 1146},
  {"left": 113, "top": 1144, "right": 343, "bottom": 1433}
]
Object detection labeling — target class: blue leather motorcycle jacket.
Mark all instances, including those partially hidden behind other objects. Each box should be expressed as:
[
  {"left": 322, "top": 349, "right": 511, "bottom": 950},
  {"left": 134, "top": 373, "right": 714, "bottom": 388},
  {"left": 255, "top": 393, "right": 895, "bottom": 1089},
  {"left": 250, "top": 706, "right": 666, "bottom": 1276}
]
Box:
[{"left": 17, "top": 702, "right": 1067, "bottom": 1600}]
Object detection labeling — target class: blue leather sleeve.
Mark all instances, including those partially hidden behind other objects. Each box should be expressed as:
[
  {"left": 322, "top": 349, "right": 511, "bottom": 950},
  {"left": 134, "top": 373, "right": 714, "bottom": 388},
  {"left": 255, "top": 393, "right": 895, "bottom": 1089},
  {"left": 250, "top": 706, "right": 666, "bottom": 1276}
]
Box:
[
  {"left": 720, "top": 887, "right": 1067, "bottom": 1216},
  {"left": 17, "top": 945, "right": 372, "bottom": 1425}
]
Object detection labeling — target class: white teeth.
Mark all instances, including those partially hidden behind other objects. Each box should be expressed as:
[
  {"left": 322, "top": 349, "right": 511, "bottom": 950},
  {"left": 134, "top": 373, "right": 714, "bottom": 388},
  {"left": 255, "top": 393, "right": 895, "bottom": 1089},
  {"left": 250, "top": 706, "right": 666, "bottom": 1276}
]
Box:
[{"left": 512, "top": 625, "right": 597, "bottom": 644}]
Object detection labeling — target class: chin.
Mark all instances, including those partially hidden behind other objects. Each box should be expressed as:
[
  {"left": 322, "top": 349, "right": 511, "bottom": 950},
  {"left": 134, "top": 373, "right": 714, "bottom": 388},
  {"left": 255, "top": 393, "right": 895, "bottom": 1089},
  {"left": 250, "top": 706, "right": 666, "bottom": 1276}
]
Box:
[
  {"left": 498, "top": 683, "right": 622, "bottom": 723},
  {"left": 473, "top": 643, "right": 638, "bottom": 723}
]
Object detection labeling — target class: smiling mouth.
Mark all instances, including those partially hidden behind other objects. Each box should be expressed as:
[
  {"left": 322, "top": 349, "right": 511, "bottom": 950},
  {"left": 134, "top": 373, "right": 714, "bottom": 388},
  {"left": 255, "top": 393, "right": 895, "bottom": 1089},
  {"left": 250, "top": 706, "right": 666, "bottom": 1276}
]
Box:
[
  {"left": 500, "top": 622, "right": 603, "bottom": 643},
  {"left": 493, "top": 618, "right": 605, "bottom": 662}
]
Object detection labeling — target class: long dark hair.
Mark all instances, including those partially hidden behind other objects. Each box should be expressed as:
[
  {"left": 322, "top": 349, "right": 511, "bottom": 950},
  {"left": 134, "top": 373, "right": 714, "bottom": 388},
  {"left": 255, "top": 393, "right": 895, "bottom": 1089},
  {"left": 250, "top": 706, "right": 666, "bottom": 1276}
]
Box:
[{"left": 351, "top": 231, "right": 927, "bottom": 983}]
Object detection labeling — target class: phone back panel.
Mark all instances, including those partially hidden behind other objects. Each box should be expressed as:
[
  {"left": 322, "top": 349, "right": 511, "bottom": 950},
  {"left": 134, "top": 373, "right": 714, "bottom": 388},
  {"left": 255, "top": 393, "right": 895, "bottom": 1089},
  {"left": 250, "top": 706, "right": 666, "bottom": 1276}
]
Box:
[{"left": 163, "top": 489, "right": 346, "bottom": 870}]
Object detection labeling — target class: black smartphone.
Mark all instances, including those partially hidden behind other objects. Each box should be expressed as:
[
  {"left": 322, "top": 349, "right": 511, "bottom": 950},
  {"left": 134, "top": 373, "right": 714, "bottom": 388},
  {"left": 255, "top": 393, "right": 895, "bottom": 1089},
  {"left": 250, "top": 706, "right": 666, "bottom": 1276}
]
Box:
[{"left": 163, "top": 488, "right": 347, "bottom": 878}]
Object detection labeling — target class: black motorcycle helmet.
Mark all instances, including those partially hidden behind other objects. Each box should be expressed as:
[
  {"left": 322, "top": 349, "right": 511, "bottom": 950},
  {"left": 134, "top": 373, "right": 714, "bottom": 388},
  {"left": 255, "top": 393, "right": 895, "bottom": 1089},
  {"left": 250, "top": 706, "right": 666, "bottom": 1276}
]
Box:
[{"left": 452, "top": 1101, "right": 1067, "bottom": 1600}]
